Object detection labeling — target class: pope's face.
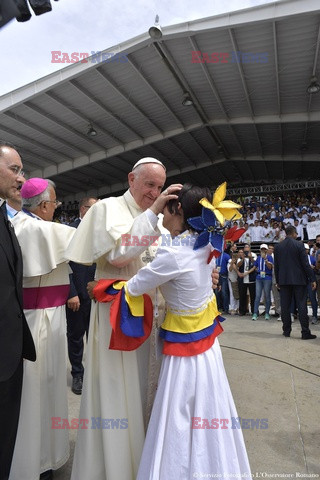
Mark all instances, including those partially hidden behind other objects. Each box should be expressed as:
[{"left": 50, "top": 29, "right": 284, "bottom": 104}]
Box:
[
  {"left": 128, "top": 164, "right": 166, "bottom": 210},
  {"left": 0, "top": 147, "right": 24, "bottom": 200}
]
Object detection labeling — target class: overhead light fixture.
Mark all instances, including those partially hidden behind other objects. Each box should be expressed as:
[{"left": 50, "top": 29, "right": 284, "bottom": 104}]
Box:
[
  {"left": 149, "top": 15, "right": 162, "bottom": 40},
  {"left": 307, "top": 76, "right": 320, "bottom": 94},
  {"left": 87, "top": 124, "right": 97, "bottom": 137},
  {"left": 217, "top": 145, "right": 224, "bottom": 154},
  {"left": 182, "top": 92, "right": 193, "bottom": 106}
]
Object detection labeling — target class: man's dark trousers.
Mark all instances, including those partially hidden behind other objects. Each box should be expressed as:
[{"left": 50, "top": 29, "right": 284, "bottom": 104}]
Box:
[
  {"left": 280, "top": 285, "right": 310, "bottom": 336},
  {"left": 0, "top": 360, "right": 23, "bottom": 480},
  {"left": 67, "top": 299, "right": 91, "bottom": 378},
  {"left": 66, "top": 218, "right": 95, "bottom": 379}
]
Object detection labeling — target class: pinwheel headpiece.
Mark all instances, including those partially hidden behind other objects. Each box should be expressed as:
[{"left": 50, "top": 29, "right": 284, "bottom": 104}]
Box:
[{"left": 187, "top": 182, "right": 243, "bottom": 257}]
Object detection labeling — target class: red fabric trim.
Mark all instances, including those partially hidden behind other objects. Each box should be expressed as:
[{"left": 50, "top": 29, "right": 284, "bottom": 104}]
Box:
[
  {"left": 93, "top": 279, "right": 117, "bottom": 303},
  {"left": 163, "top": 321, "right": 223, "bottom": 356},
  {"left": 93, "top": 278, "right": 153, "bottom": 351},
  {"left": 109, "top": 293, "right": 153, "bottom": 351}
]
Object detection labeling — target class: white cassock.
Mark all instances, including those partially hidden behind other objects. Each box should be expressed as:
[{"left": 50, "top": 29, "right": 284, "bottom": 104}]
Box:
[
  {"left": 9, "top": 211, "right": 75, "bottom": 480},
  {"left": 66, "top": 190, "right": 165, "bottom": 480},
  {"left": 127, "top": 234, "right": 252, "bottom": 480}
]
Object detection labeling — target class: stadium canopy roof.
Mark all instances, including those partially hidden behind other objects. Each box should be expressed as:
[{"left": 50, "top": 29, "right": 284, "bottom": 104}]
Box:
[{"left": 1, "top": 0, "right": 320, "bottom": 200}]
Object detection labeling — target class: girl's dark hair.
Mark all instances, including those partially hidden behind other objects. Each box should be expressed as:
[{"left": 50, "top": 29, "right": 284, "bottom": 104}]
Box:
[{"left": 167, "top": 183, "right": 211, "bottom": 232}]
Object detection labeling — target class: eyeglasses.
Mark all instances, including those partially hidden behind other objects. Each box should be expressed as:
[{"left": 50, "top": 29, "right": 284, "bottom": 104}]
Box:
[
  {"left": 9, "top": 165, "right": 25, "bottom": 177},
  {"left": 42, "top": 200, "right": 62, "bottom": 208}
]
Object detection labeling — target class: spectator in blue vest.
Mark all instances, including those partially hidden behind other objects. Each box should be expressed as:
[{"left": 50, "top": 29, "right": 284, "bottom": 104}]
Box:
[
  {"left": 216, "top": 250, "right": 231, "bottom": 314},
  {"left": 252, "top": 244, "right": 274, "bottom": 321}
]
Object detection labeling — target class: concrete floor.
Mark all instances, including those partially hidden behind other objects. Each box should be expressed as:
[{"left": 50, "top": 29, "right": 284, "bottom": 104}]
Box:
[{"left": 54, "top": 312, "right": 320, "bottom": 479}]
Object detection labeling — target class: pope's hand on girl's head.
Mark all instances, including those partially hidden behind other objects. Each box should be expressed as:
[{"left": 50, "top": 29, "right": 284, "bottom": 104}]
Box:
[{"left": 149, "top": 184, "right": 183, "bottom": 215}]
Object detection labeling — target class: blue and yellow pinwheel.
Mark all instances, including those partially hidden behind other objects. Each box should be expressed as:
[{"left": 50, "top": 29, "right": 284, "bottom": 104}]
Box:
[
  {"left": 200, "top": 182, "right": 242, "bottom": 226},
  {"left": 187, "top": 182, "right": 242, "bottom": 253}
]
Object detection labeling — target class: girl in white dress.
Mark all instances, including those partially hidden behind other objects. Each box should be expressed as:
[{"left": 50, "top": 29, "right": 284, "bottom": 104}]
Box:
[{"left": 126, "top": 184, "right": 251, "bottom": 480}]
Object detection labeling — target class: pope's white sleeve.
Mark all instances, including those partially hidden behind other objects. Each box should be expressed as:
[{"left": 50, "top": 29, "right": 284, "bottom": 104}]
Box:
[
  {"left": 107, "top": 209, "right": 161, "bottom": 268},
  {"left": 126, "top": 247, "right": 180, "bottom": 296}
]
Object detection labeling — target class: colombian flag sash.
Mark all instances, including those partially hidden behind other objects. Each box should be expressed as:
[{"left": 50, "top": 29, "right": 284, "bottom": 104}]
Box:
[{"left": 93, "top": 279, "right": 153, "bottom": 351}]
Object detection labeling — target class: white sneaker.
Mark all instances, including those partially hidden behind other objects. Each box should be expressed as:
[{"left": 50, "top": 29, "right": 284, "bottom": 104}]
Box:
[
  {"left": 277, "top": 316, "right": 282, "bottom": 321},
  {"left": 291, "top": 315, "right": 295, "bottom": 323}
]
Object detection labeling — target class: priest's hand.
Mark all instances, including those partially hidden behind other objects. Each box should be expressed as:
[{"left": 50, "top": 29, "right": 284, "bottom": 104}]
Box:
[
  {"left": 67, "top": 296, "right": 80, "bottom": 311},
  {"left": 149, "top": 184, "right": 183, "bottom": 215},
  {"left": 87, "top": 281, "right": 98, "bottom": 300},
  {"left": 211, "top": 268, "right": 219, "bottom": 289}
]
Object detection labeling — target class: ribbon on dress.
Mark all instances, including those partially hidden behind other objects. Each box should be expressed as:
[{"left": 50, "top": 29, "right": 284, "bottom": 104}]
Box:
[
  {"left": 93, "top": 279, "right": 153, "bottom": 351},
  {"left": 160, "top": 295, "right": 225, "bottom": 356}
]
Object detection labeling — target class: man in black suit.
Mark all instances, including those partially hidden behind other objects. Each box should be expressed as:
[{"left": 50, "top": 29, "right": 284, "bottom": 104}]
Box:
[
  {"left": 0, "top": 142, "right": 36, "bottom": 480},
  {"left": 274, "top": 225, "right": 317, "bottom": 339},
  {"left": 66, "top": 197, "right": 97, "bottom": 394}
]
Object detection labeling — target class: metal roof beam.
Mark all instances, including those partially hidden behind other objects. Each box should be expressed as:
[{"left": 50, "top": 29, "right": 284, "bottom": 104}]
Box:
[
  {"left": 304, "top": 20, "right": 320, "bottom": 144},
  {"left": 186, "top": 131, "right": 228, "bottom": 180},
  {"left": 273, "top": 22, "right": 281, "bottom": 115},
  {"left": 228, "top": 155, "right": 320, "bottom": 162},
  {"left": 126, "top": 56, "right": 183, "bottom": 128},
  {"left": 17, "top": 146, "right": 57, "bottom": 166},
  {"left": 273, "top": 21, "right": 284, "bottom": 161},
  {"left": 69, "top": 79, "right": 143, "bottom": 141},
  {"left": 165, "top": 138, "right": 197, "bottom": 167},
  {"left": 245, "top": 161, "right": 255, "bottom": 181},
  {"left": 45, "top": 91, "right": 124, "bottom": 145},
  {"left": 152, "top": 42, "right": 229, "bottom": 157},
  {"left": 0, "top": 123, "right": 73, "bottom": 162},
  {"left": 207, "top": 112, "right": 320, "bottom": 124},
  {"left": 228, "top": 28, "right": 263, "bottom": 157},
  {"left": 188, "top": 36, "right": 229, "bottom": 119},
  {"left": 262, "top": 161, "right": 270, "bottom": 180},
  {"left": 24, "top": 101, "right": 108, "bottom": 150},
  {"left": 52, "top": 177, "right": 84, "bottom": 194},
  {"left": 4, "top": 110, "right": 87, "bottom": 156},
  {"left": 228, "top": 160, "right": 244, "bottom": 182},
  {"left": 95, "top": 68, "right": 164, "bottom": 133},
  {"left": 83, "top": 164, "right": 124, "bottom": 182}
]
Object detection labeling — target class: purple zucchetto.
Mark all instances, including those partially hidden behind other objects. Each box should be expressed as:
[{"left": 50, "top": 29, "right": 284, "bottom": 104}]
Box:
[{"left": 21, "top": 178, "right": 49, "bottom": 199}]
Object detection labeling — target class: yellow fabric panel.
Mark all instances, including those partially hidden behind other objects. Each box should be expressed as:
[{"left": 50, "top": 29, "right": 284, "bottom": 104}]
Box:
[{"left": 161, "top": 296, "right": 220, "bottom": 333}]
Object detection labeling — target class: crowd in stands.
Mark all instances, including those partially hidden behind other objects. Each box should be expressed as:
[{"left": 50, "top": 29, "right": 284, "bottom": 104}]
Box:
[
  {"left": 232, "top": 190, "right": 320, "bottom": 244},
  {"left": 54, "top": 200, "right": 79, "bottom": 224}
]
